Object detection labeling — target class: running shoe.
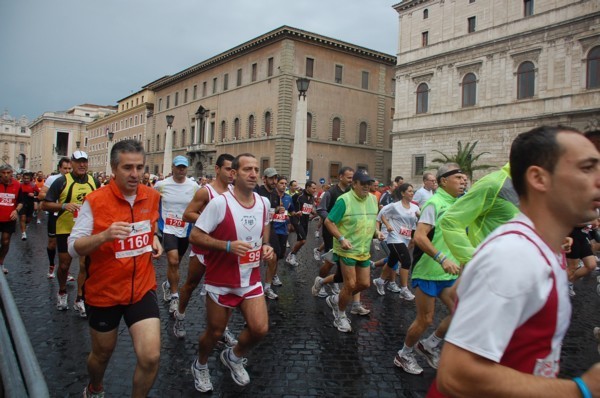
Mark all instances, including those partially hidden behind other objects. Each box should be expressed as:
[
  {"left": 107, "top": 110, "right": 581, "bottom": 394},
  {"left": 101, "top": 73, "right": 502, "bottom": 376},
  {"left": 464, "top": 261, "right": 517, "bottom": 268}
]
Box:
[
  {"left": 317, "top": 287, "right": 328, "bottom": 298},
  {"left": 191, "top": 359, "right": 213, "bottom": 392},
  {"left": 169, "top": 298, "right": 179, "bottom": 315},
  {"left": 21, "top": 232, "right": 27, "bottom": 241},
  {"left": 220, "top": 348, "right": 250, "bottom": 386},
  {"left": 83, "top": 386, "right": 105, "bottom": 398},
  {"left": 311, "top": 276, "right": 324, "bottom": 296},
  {"left": 221, "top": 328, "right": 238, "bottom": 348},
  {"left": 272, "top": 274, "right": 283, "bottom": 286},
  {"left": 331, "top": 283, "right": 340, "bottom": 294},
  {"left": 74, "top": 299, "right": 87, "bottom": 318},
  {"left": 370, "top": 260, "right": 376, "bottom": 269},
  {"left": 326, "top": 295, "right": 339, "bottom": 319},
  {"left": 264, "top": 287, "right": 278, "bottom": 300},
  {"left": 568, "top": 283, "right": 576, "bottom": 297},
  {"left": 56, "top": 293, "right": 68, "bottom": 311},
  {"left": 286, "top": 253, "right": 299, "bottom": 266},
  {"left": 394, "top": 351, "right": 424, "bottom": 375},
  {"left": 286, "top": 241, "right": 290, "bottom": 248},
  {"left": 387, "top": 281, "right": 402, "bottom": 293},
  {"left": 350, "top": 303, "right": 371, "bottom": 316},
  {"left": 173, "top": 310, "right": 186, "bottom": 338},
  {"left": 67, "top": 273, "right": 75, "bottom": 282},
  {"left": 199, "top": 283, "right": 207, "bottom": 296},
  {"left": 47, "top": 266, "right": 55, "bottom": 279},
  {"left": 36, "top": 219, "right": 41, "bottom": 224},
  {"left": 333, "top": 314, "right": 352, "bottom": 333},
  {"left": 161, "top": 281, "right": 170, "bottom": 302},
  {"left": 313, "top": 248, "right": 321, "bottom": 261},
  {"left": 1, "top": 265, "right": 7, "bottom": 275},
  {"left": 415, "top": 341, "right": 441, "bottom": 369},
  {"left": 373, "top": 278, "right": 386, "bottom": 296},
  {"left": 315, "top": 230, "right": 320, "bottom": 239},
  {"left": 399, "top": 287, "right": 416, "bottom": 301}
]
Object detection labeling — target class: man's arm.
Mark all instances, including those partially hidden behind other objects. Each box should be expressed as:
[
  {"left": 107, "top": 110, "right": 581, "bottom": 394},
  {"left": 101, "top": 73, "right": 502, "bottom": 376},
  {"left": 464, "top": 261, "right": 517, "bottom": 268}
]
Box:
[
  {"left": 414, "top": 219, "right": 460, "bottom": 275},
  {"left": 182, "top": 187, "right": 209, "bottom": 223},
  {"left": 437, "top": 342, "right": 600, "bottom": 397},
  {"left": 316, "top": 191, "right": 330, "bottom": 219}
]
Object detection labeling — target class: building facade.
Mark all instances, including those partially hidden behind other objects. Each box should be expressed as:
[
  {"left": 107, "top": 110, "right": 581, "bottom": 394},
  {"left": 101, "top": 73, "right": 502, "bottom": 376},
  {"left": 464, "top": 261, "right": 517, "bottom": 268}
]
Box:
[
  {"left": 0, "top": 110, "right": 31, "bottom": 171},
  {"left": 145, "top": 26, "right": 396, "bottom": 183},
  {"left": 392, "top": 0, "right": 600, "bottom": 183},
  {"left": 85, "top": 89, "right": 154, "bottom": 174},
  {"left": 29, "top": 104, "right": 116, "bottom": 173}
]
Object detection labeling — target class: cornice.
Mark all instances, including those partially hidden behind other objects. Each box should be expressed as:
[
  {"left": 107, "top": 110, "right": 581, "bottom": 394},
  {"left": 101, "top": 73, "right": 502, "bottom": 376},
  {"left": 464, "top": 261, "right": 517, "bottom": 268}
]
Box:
[{"left": 146, "top": 26, "right": 396, "bottom": 91}]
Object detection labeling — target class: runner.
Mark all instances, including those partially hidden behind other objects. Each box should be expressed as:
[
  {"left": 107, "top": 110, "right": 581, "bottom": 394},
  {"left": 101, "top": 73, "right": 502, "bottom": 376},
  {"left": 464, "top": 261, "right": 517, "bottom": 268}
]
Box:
[
  {"left": 68, "top": 139, "right": 163, "bottom": 398},
  {"left": 287, "top": 180, "right": 317, "bottom": 266},
  {"left": 38, "top": 157, "right": 72, "bottom": 279},
  {"left": 18, "top": 172, "right": 39, "bottom": 240},
  {"left": 175, "top": 153, "right": 235, "bottom": 341},
  {"left": 0, "top": 164, "right": 24, "bottom": 275},
  {"left": 34, "top": 171, "right": 45, "bottom": 224},
  {"left": 189, "top": 153, "right": 273, "bottom": 391},
  {"left": 154, "top": 156, "right": 199, "bottom": 315},
  {"left": 44, "top": 150, "right": 99, "bottom": 316}
]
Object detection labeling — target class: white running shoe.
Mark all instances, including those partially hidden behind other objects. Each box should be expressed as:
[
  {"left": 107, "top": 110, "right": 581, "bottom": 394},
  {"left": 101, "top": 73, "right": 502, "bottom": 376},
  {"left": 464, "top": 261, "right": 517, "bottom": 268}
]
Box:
[
  {"left": 373, "top": 278, "right": 386, "bottom": 296},
  {"left": 2, "top": 265, "right": 8, "bottom": 275},
  {"left": 67, "top": 273, "right": 75, "bottom": 282},
  {"left": 331, "top": 283, "right": 340, "bottom": 295},
  {"left": 386, "top": 281, "right": 402, "bottom": 293},
  {"left": 399, "top": 287, "right": 416, "bottom": 301},
  {"left": 161, "top": 281, "right": 171, "bottom": 302},
  {"left": 74, "top": 299, "right": 87, "bottom": 318},
  {"left": 36, "top": 219, "right": 41, "bottom": 224},
  {"left": 264, "top": 287, "right": 278, "bottom": 300},
  {"left": 56, "top": 293, "right": 68, "bottom": 311},
  {"left": 169, "top": 298, "right": 179, "bottom": 315},
  {"left": 568, "top": 283, "right": 576, "bottom": 297},
  {"left": 221, "top": 328, "right": 238, "bottom": 348},
  {"left": 313, "top": 248, "right": 321, "bottom": 261},
  {"left": 317, "top": 287, "right": 328, "bottom": 298},
  {"left": 415, "top": 341, "right": 441, "bottom": 369},
  {"left": 326, "top": 295, "right": 339, "bottom": 319},
  {"left": 173, "top": 310, "right": 186, "bottom": 339},
  {"left": 311, "top": 276, "right": 324, "bottom": 296},
  {"left": 21, "top": 232, "right": 27, "bottom": 240},
  {"left": 199, "top": 284, "right": 207, "bottom": 296},
  {"left": 220, "top": 348, "right": 250, "bottom": 386},
  {"left": 350, "top": 303, "right": 371, "bottom": 316},
  {"left": 47, "top": 266, "right": 55, "bottom": 279},
  {"left": 394, "top": 351, "right": 424, "bottom": 375},
  {"left": 272, "top": 274, "right": 283, "bottom": 286},
  {"left": 191, "top": 359, "right": 213, "bottom": 392},
  {"left": 333, "top": 314, "right": 352, "bottom": 332}
]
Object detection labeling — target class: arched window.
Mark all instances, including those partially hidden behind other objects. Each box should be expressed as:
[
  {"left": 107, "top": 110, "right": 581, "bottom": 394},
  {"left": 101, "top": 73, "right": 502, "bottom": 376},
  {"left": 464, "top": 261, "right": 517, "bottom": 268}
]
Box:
[
  {"left": 423, "top": 9, "right": 429, "bottom": 19},
  {"left": 248, "top": 115, "right": 255, "bottom": 138},
  {"left": 359, "top": 122, "right": 367, "bottom": 144},
  {"left": 234, "top": 118, "right": 240, "bottom": 140},
  {"left": 587, "top": 46, "right": 600, "bottom": 89},
  {"left": 517, "top": 61, "right": 535, "bottom": 99},
  {"left": 332, "top": 117, "right": 341, "bottom": 141},
  {"left": 220, "top": 121, "right": 226, "bottom": 141},
  {"left": 462, "top": 73, "right": 477, "bottom": 107},
  {"left": 307, "top": 113, "right": 312, "bottom": 138},
  {"left": 416, "top": 83, "right": 429, "bottom": 114},
  {"left": 265, "top": 112, "right": 271, "bottom": 136}
]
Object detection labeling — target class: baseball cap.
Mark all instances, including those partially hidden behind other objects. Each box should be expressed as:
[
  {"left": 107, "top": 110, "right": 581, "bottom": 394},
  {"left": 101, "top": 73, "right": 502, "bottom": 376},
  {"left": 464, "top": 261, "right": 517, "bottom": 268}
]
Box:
[
  {"left": 263, "top": 167, "right": 278, "bottom": 177},
  {"left": 173, "top": 156, "right": 189, "bottom": 167},
  {"left": 352, "top": 169, "right": 375, "bottom": 183},
  {"left": 71, "top": 150, "right": 88, "bottom": 161}
]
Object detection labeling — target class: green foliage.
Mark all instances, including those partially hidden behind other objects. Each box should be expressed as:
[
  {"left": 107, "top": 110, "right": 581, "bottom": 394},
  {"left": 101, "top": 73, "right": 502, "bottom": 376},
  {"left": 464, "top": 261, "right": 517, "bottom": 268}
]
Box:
[{"left": 430, "top": 140, "right": 494, "bottom": 181}]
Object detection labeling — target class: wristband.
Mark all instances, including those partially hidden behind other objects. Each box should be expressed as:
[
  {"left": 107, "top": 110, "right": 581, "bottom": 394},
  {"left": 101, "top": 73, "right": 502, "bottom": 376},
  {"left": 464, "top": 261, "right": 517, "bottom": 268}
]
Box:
[
  {"left": 433, "top": 251, "right": 442, "bottom": 261},
  {"left": 226, "top": 241, "right": 231, "bottom": 253},
  {"left": 573, "top": 377, "right": 592, "bottom": 398},
  {"left": 338, "top": 236, "right": 345, "bottom": 242},
  {"left": 62, "top": 203, "right": 67, "bottom": 210},
  {"left": 438, "top": 255, "right": 447, "bottom": 265}
]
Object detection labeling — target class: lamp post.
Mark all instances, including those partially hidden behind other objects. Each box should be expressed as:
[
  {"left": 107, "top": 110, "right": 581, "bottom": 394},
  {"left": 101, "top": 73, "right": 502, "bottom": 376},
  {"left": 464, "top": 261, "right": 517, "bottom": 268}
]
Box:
[
  {"left": 290, "top": 78, "right": 310, "bottom": 185},
  {"left": 106, "top": 130, "right": 114, "bottom": 176},
  {"left": 163, "top": 115, "right": 175, "bottom": 175}
]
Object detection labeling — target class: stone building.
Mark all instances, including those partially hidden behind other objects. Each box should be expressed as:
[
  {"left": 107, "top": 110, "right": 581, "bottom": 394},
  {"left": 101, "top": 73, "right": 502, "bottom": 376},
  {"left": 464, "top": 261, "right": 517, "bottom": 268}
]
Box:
[
  {"left": 85, "top": 89, "right": 154, "bottom": 174},
  {"left": 0, "top": 110, "right": 31, "bottom": 171},
  {"left": 29, "top": 104, "right": 116, "bottom": 173},
  {"left": 392, "top": 0, "right": 600, "bottom": 183},
  {"left": 145, "top": 26, "right": 396, "bottom": 183}
]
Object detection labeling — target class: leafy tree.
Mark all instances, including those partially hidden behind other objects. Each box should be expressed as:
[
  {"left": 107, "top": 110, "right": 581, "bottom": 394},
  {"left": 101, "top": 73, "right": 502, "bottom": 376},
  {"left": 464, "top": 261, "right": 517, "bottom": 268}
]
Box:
[{"left": 430, "top": 140, "right": 494, "bottom": 181}]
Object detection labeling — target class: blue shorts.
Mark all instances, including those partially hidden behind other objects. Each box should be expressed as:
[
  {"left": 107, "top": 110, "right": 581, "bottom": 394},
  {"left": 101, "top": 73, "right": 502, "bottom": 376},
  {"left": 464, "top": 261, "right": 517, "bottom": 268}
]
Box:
[{"left": 412, "top": 279, "right": 455, "bottom": 298}]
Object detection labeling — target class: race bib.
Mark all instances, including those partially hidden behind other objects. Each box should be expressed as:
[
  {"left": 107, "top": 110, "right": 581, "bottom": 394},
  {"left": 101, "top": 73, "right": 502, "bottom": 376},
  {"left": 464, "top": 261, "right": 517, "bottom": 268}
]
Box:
[
  {"left": 239, "top": 241, "right": 261, "bottom": 269},
  {"left": 114, "top": 220, "right": 153, "bottom": 259},
  {"left": 165, "top": 213, "right": 185, "bottom": 229},
  {"left": 301, "top": 203, "right": 313, "bottom": 214},
  {"left": 0, "top": 193, "right": 15, "bottom": 206},
  {"left": 273, "top": 213, "right": 286, "bottom": 223},
  {"left": 399, "top": 226, "right": 412, "bottom": 238}
]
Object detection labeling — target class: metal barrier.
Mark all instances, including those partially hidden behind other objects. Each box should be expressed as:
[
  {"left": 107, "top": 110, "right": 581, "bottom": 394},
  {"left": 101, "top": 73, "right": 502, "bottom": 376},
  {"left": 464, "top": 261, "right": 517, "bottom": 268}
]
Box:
[{"left": 0, "top": 273, "right": 49, "bottom": 397}]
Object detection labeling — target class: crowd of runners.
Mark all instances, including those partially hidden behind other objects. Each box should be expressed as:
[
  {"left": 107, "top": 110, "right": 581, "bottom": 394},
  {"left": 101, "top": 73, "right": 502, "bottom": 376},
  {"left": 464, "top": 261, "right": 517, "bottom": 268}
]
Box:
[{"left": 1, "top": 125, "right": 600, "bottom": 397}]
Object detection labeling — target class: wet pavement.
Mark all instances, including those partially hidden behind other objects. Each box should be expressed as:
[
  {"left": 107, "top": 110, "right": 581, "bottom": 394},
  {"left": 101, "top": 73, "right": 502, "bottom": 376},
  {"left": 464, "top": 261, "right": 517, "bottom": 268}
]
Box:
[{"left": 3, "top": 216, "right": 600, "bottom": 397}]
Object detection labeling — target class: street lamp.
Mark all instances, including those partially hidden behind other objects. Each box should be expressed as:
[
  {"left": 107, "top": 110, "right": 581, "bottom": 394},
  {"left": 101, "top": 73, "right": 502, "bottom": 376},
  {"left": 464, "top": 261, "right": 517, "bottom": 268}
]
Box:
[
  {"left": 296, "top": 77, "right": 310, "bottom": 100},
  {"left": 106, "top": 130, "right": 114, "bottom": 175},
  {"left": 163, "top": 115, "right": 175, "bottom": 175},
  {"left": 290, "top": 78, "right": 311, "bottom": 185}
]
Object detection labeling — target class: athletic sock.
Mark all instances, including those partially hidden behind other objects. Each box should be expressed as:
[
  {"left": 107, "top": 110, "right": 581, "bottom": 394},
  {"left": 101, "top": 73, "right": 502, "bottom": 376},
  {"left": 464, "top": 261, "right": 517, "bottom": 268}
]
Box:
[
  {"left": 423, "top": 333, "right": 442, "bottom": 349},
  {"left": 228, "top": 348, "right": 242, "bottom": 363}
]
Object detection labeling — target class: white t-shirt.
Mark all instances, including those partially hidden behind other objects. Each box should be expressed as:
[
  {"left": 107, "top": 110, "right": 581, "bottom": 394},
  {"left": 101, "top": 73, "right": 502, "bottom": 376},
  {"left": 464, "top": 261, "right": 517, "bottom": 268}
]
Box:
[
  {"left": 413, "top": 186, "right": 433, "bottom": 208},
  {"left": 445, "top": 213, "right": 571, "bottom": 377},
  {"left": 379, "top": 201, "right": 420, "bottom": 245},
  {"left": 44, "top": 174, "right": 62, "bottom": 189},
  {"left": 154, "top": 176, "right": 198, "bottom": 238}
]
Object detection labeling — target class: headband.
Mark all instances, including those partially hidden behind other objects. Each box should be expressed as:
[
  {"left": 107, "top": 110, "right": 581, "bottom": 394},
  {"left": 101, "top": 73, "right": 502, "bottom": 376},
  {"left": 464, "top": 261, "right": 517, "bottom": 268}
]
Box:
[{"left": 439, "top": 169, "right": 463, "bottom": 179}]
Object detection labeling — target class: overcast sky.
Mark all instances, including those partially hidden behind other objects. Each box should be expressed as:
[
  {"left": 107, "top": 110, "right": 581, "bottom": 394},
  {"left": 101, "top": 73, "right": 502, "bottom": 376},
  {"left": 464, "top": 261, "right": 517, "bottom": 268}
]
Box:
[{"left": 0, "top": 0, "right": 399, "bottom": 121}]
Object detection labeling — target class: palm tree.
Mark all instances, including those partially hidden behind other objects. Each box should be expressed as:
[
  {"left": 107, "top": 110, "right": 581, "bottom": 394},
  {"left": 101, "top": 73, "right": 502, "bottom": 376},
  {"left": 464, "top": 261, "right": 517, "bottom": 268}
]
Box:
[{"left": 430, "top": 140, "right": 494, "bottom": 181}]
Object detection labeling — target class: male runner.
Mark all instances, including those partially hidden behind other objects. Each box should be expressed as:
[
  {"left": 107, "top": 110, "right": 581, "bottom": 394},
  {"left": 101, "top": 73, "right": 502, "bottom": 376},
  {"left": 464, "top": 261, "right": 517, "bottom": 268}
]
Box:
[{"left": 0, "top": 164, "right": 24, "bottom": 275}]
